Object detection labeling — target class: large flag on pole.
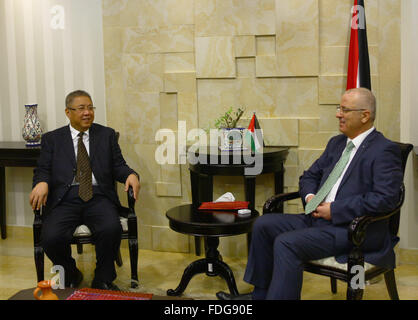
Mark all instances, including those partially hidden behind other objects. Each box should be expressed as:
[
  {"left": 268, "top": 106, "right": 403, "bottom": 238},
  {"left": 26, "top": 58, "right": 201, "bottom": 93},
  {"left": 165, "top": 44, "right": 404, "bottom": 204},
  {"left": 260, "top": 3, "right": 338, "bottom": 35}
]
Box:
[{"left": 346, "top": 0, "right": 371, "bottom": 90}]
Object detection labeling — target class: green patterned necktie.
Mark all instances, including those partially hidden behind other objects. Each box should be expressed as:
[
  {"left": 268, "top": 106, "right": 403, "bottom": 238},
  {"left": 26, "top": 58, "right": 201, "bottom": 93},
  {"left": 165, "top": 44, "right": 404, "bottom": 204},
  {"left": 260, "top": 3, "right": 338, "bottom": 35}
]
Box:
[
  {"left": 76, "top": 132, "right": 93, "bottom": 202},
  {"left": 305, "top": 141, "right": 355, "bottom": 214}
]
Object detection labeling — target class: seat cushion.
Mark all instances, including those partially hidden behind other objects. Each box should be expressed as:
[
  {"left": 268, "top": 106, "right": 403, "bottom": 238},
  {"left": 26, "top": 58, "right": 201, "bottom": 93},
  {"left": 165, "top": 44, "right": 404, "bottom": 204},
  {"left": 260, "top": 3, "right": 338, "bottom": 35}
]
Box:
[
  {"left": 73, "top": 217, "right": 128, "bottom": 237},
  {"left": 309, "top": 256, "right": 375, "bottom": 272}
]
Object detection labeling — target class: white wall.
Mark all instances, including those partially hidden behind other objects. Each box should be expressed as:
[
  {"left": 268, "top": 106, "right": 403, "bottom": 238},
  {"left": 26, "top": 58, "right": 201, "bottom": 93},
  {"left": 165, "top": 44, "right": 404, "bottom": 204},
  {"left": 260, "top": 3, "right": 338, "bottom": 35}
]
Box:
[
  {"left": 0, "top": 0, "right": 106, "bottom": 226},
  {"left": 400, "top": 0, "right": 418, "bottom": 250}
]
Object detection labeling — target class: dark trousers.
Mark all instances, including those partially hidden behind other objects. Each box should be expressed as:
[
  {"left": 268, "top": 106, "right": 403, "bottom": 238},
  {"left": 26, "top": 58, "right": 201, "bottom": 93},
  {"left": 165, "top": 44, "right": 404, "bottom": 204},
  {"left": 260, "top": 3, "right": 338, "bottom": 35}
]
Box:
[
  {"left": 41, "top": 186, "right": 122, "bottom": 284},
  {"left": 244, "top": 213, "right": 344, "bottom": 300}
]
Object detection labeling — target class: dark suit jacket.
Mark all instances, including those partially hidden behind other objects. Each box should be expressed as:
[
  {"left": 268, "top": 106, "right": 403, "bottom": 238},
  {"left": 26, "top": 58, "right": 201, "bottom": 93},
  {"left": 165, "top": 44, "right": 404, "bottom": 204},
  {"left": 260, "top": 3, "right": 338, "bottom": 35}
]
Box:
[
  {"left": 33, "top": 123, "right": 137, "bottom": 214},
  {"left": 299, "top": 129, "right": 402, "bottom": 268}
]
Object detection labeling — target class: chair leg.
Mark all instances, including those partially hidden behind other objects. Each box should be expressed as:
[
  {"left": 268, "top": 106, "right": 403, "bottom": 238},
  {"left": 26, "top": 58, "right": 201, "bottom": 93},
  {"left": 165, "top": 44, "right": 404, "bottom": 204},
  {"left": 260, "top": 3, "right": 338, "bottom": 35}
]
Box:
[
  {"left": 33, "top": 212, "right": 44, "bottom": 283},
  {"left": 384, "top": 270, "right": 399, "bottom": 300},
  {"left": 129, "top": 239, "right": 139, "bottom": 288},
  {"left": 115, "top": 249, "right": 123, "bottom": 267},
  {"left": 34, "top": 246, "right": 45, "bottom": 283},
  {"left": 347, "top": 286, "right": 363, "bottom": 300},
  {"left": 330, "top": 277, "right": 337, "bottom": 294},
  {"left": 347, "top": 247, "right": 364, "bottom": 300}
]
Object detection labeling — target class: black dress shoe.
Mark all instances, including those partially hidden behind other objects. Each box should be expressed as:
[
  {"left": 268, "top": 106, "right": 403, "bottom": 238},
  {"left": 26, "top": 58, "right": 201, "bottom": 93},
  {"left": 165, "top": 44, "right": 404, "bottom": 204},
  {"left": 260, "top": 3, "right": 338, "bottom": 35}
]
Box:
[
  {"left": 65, "top": 268, "right": 83, "bottom": 288},
  {"left": 91, "top": 279, "right": 120, "bottom": 291},
  {"left": 216, "top": 291, "right": 252, "bottom": 300}
]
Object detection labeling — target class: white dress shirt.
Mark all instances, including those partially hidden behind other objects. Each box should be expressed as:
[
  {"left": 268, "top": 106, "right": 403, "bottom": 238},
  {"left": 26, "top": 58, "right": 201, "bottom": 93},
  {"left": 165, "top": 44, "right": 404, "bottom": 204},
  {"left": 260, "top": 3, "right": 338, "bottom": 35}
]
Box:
[
  {"left": 69, "top": 125, "right": 98, "bottom": 186},
  {"left": 305, "top": 126, "right": 375, "bottom": 203}
]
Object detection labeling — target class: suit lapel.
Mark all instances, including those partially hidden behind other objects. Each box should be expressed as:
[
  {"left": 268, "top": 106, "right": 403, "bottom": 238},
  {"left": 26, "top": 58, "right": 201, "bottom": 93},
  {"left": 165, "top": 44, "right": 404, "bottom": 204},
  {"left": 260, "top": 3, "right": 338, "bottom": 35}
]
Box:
[
  {"left": 89, "top": 124, "right": 97, "bottom": 163},
  {"left": 62, "top": 126, "right": 76, "bottom": 167},
  {"left": 336, "top": 129, "right": 378, "bottom": 193}
]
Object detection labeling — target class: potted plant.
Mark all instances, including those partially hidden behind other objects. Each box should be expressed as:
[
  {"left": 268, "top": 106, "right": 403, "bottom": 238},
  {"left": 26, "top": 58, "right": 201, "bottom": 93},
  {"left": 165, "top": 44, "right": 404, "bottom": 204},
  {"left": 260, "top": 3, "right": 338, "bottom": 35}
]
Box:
[{"left": 214, "top": 107, "right": 245, "bottom": 130}]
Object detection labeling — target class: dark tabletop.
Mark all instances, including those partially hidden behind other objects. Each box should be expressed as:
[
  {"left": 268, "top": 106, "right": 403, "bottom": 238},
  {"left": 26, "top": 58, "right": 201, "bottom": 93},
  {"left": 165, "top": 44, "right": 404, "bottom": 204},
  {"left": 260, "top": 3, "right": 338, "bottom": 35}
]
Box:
[
  {"left": 0, "top": 141, "right": 41, "bottom": 167},
  {"left": 0, "top": 141, "right": 41, "bottom": 150},
  {"left": 166, "top": 204, "right": 259, "bottom": 237},
  {"left": 187, "top": 146, "right": 288, "bottom": 176}
]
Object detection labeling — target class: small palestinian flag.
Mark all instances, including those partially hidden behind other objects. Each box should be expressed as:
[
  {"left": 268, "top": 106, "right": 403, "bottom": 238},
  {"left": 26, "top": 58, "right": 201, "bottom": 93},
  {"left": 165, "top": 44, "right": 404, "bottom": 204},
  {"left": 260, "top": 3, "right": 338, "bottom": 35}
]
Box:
[{"left": 245, "top": 112, "right": 264, "bottom": 153}]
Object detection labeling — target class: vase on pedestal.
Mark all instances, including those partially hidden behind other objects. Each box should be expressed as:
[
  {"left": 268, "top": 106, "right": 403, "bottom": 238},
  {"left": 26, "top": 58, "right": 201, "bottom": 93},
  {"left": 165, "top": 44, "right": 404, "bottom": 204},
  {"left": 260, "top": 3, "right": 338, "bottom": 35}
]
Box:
[{"left": 22, "top": 104, "right": 43, "bottom": 147}]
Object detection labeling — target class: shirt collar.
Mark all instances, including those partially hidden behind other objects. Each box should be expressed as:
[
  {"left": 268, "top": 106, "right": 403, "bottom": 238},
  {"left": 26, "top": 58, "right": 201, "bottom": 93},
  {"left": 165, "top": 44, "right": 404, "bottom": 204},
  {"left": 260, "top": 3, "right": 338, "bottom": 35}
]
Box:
[
  {"left": 69, "top": 124, "right": 89, "bottom": 140},
  {"left": 347, "top": 126, "right": 375, "bottom": 149}
]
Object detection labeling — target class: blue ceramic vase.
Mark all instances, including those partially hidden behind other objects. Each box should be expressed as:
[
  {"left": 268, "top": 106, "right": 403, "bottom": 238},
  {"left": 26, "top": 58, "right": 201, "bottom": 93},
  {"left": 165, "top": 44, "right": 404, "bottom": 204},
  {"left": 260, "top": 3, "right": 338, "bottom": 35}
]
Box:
[{"left": 22, "top": 104, "right": 43, "bottom": 147}]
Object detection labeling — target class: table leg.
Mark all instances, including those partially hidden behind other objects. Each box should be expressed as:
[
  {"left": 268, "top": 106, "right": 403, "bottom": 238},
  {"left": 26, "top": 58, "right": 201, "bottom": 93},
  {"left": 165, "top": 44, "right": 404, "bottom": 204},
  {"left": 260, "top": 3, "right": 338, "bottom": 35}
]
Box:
[
  {"left": 244, "top": 176, "right": 256, "bottom": 210},
  {"left": 199, "top": 174, "right": 213, "bottom": 202},
  {"left": 194, "top": 237, "right": 202, "bottom": 257},
  {"left": 203, "top": 238, "right": 238, "bottom": 296},
  {"left": 189, "top": 170, "right": 199, "bottom": 210},
  {"left": 193, "top": 174, "right": 213, "bottom": 256},
  {"left": 244, "top": 176, "right": 256, "bottom": 254},
  {"left": 211, "top": 259, "right": 239, "bottom": 296},
  {"left": 167, "top": 236, "right": 239, "bottom": 296},
  {"left": 189, "top": 170, "right": 214, "bottom": 203},
  {"left": 190, "top": 170, "right": 202, "bottom": 256},
  {"left": 166, "top": 258, "right": 208, "bottom": 296},
  {"left": 0, "top": 166, "right": 6, "bottom": 239}
]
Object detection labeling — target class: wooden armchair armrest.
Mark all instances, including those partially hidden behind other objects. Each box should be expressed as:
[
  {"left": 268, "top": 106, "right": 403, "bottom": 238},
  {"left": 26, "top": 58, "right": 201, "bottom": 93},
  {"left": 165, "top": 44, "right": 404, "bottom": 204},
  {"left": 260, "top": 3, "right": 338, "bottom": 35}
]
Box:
[
  {"left": 127, "top": 186, "right": 135, "bottom": 211},
  {"left": 348, "top": 184, "right": 405, "bottom": 247},
  {"left": 263, "top": 191, "right": 301, "bottom": 214},
  {"left": 345, "top": 205, "right": 401, "bottom": 273}
]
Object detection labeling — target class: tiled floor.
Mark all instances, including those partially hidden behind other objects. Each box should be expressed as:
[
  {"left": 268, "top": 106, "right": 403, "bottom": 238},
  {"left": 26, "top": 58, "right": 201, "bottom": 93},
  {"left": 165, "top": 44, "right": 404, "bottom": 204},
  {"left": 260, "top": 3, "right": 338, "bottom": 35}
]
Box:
[{"left": 1, "top": 227, "right": 417, "bottom": 300}]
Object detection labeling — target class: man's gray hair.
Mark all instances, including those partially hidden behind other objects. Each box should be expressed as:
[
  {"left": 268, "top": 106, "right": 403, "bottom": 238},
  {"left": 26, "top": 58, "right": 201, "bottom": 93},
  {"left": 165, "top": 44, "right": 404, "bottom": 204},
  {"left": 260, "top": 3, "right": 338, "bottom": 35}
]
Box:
[
  {"left": 65, "top": 90, "right": 92, "bottom": 109},
  {"left": 345, "top": 87, "right": 376, "bottom": 121}
]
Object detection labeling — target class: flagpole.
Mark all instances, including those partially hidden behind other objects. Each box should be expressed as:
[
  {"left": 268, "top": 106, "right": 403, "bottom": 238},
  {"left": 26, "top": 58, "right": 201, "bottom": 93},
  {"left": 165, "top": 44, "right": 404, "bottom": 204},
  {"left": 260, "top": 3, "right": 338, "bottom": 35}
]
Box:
[{"left": 347, "top": 0, "right": 371, "bottom": 90}]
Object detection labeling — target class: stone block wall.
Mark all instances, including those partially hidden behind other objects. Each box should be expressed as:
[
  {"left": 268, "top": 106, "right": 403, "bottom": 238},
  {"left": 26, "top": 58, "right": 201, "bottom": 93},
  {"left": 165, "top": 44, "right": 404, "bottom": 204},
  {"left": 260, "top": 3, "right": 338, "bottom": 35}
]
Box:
[{"left": 102, "top": 0, "right": 401, "bottom": 256}]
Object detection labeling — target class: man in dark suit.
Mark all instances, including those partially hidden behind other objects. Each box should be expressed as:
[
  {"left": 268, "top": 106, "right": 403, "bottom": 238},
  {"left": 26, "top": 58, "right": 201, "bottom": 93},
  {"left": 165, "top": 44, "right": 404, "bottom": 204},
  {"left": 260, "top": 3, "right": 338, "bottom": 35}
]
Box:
[
  {"left": 29, "top": 90, "right": 140, "bottom": 290},
  {"left": 218, "top": 88, "right": 402, "bottom": 300}
]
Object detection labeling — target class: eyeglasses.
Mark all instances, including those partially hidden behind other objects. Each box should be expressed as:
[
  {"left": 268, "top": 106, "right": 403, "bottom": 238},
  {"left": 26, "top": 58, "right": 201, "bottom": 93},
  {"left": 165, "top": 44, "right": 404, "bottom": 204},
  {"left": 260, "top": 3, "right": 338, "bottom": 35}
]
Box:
[
  {"left": 336, "top": 106, "right": 367, "bottom": 114},
  {"left": 67, "top": 106, "right": 96, "bottom": 113}
]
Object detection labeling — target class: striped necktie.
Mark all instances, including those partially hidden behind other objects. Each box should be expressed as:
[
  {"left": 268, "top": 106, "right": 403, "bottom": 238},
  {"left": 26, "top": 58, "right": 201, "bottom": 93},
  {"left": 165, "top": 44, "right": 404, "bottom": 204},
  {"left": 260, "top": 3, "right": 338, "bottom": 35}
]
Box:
[
  {"left": 76, "top": 132, "right": 93, "bottom": 202},
  {"left": 305, "top": 141, "right": 355, "bottom": 214}
]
